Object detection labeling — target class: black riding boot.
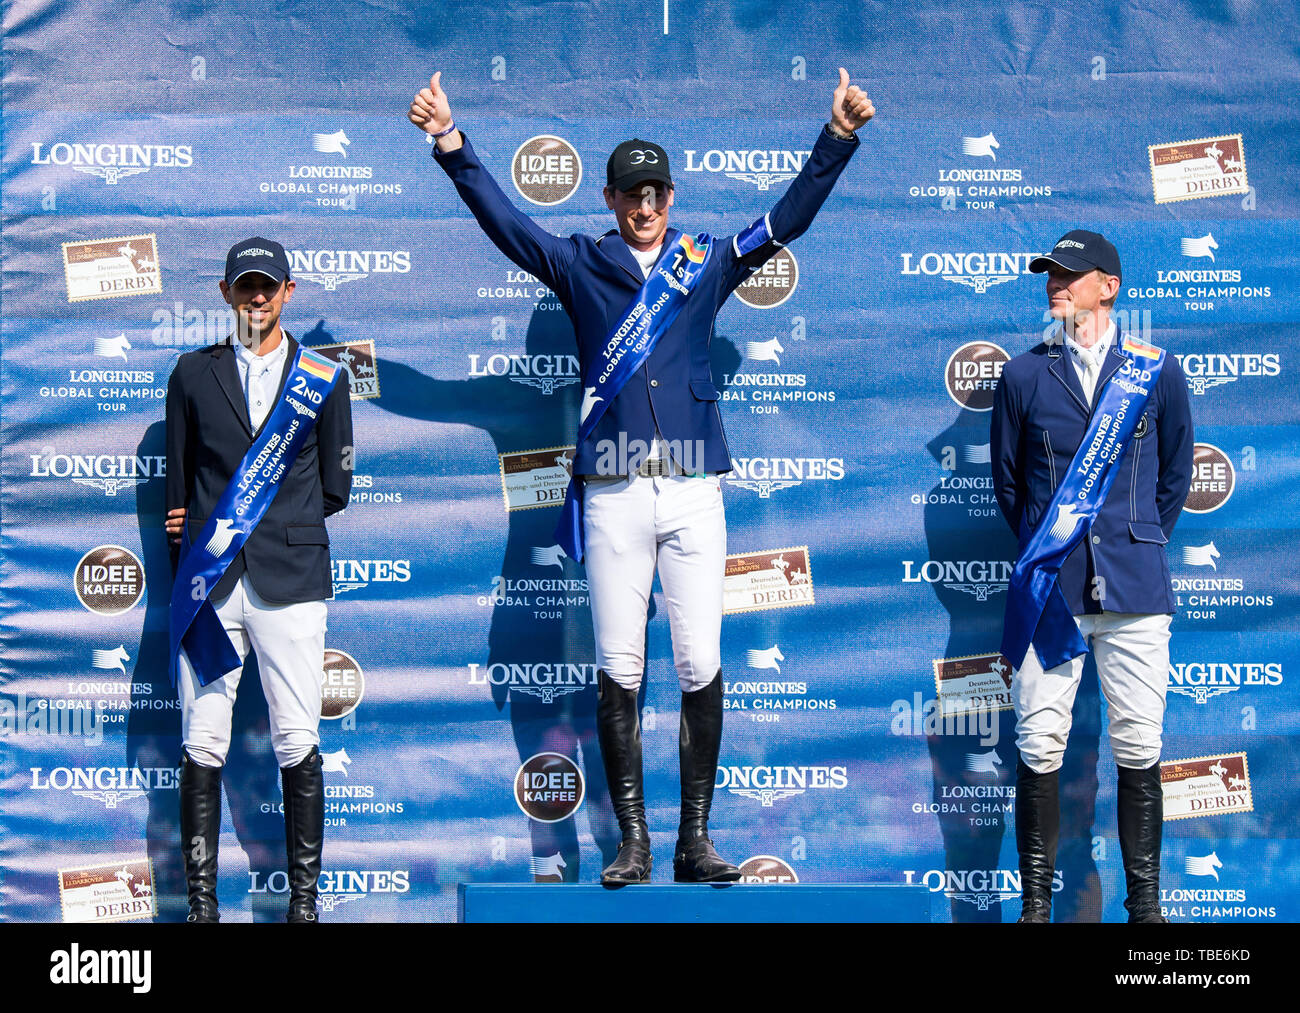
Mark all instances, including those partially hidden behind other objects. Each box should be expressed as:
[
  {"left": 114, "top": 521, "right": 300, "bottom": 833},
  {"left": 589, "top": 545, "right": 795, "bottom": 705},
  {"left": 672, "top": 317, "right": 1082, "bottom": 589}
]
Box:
[
  {"left": 281, "top": 746, "right": 324, "bottom": 923},
  {"left": 179, "top": 752, "right": 221, "bottom": 923},
  {"left": 1118, "top": 761, "right": 1168, "bottom": 923},
  {"left": 596, "top": 671, "right": 652, "bottom": 884},
  {"left": 673, "top": 671, "right": 740, "bottom": 883},
  {"left": 1015, "top": 759, "right": 1059, "bottom": 923}
]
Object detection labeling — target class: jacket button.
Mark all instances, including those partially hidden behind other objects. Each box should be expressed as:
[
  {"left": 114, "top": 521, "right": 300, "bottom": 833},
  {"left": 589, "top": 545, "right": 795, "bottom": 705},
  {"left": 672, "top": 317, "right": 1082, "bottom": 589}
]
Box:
[
  {"left": 649, "top": 379, "right": 659, "bottom": 388},
  {"left": 1092, "top": 535, "right": 1101, "bottom": 544}
]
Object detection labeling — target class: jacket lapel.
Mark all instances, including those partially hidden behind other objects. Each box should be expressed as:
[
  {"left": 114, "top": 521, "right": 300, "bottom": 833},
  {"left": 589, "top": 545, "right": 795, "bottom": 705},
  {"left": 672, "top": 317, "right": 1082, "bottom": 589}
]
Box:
[
  {"left": 1046, "top": 338, "right": 1090, "bottom": 417},
  {"left": 211, "top": 340, "right": 253, "bottom": 438},
  {"left": 597, "top": 228, "right": 680, "bottom": 286},
  {"left": 1093, "top": 340, "right": 1128, "bottom": 410}
]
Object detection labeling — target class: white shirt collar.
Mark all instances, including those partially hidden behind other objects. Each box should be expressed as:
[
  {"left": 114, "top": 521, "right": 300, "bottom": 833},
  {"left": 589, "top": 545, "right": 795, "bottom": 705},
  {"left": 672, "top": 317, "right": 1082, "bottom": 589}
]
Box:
[
  {"left": 234, "top": 334, "right": 289, "bottom": 372},
  {"left": 1061, "top": 320, "right": 1116, "bottom": 365}
]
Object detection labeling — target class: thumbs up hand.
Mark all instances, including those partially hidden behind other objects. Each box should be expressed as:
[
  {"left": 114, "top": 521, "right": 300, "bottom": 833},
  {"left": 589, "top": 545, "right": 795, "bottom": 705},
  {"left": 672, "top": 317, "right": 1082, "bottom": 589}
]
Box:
[
  {"left": 830, "top": 68, "right": 875, "bottom": 136},
  {"left": 409, "top": 72, "right": 463, "bottom": 151}
]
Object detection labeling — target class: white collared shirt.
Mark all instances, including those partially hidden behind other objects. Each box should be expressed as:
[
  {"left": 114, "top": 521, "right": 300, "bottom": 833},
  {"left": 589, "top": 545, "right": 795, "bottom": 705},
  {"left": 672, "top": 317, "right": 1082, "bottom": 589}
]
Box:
[
  {"left": 631, "top": 244, "right": 661, "bottom": 278},
  {"left": 234, "top": 336, "right": 289, "bottom": 432},
  {"left": 1062, "top": 321, "right": 1116, "bottom": 403}
]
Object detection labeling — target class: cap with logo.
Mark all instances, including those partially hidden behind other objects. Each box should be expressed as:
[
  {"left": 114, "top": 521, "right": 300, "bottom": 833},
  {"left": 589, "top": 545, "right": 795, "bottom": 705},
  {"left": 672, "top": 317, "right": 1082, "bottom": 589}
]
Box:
[
  {"left": 224, "top": 237, "right": 291, "bottom": 285},
  {"left": 606, "top": 139, "right": 672, "bottom": 193},
  {"left": 1029, "top": 229, "right": 1122, "bottom": 284}
]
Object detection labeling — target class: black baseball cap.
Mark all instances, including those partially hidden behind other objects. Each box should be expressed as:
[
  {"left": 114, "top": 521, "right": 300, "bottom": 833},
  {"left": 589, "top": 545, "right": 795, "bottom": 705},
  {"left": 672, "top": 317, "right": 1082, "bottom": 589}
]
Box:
[
  {"left": 1029, "top": 230, "right": 1121, "bottom": 284},
  {"left": 224, "top": 237, "right": 291, "bottom": 285},
  {"left": 606, "top": 139, "right": 672, "bottom": 192}
]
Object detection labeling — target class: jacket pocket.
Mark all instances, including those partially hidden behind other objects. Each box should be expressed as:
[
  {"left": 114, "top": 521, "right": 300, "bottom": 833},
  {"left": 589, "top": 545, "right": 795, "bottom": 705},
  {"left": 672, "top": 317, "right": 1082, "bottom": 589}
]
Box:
[
  {"left": 1128, "top": 522, "right": 1168, "bottom": 545},
  {"left": 285, "top": 524, "right": 330, "bottom": 546},
  {"left": 690, "top": 380, "right": 721, "bottom": 401}
]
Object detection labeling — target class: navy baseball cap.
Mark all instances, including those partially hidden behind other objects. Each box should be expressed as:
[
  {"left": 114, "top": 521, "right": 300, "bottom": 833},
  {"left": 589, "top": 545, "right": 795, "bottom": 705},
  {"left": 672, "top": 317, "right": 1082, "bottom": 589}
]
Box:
[
  {"left": 1030, "top": 230, "right": 1122, "bottom": 284},
  {"left": 224, "top": 237, "right": 291, "bottom": 285},
  {"left": 606, "top": 139, "right": 672, "bottom": 192}
]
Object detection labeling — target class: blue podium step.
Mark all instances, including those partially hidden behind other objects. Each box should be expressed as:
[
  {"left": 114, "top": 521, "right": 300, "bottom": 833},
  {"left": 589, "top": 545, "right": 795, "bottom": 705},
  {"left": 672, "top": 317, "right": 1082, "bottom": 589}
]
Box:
[{"left": 458, "top": 883, "right": 934, "bottom": 923}]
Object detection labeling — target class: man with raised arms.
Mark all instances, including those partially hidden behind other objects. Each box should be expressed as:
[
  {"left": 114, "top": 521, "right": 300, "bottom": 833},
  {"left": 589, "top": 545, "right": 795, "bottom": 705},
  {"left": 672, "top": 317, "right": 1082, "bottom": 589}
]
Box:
[{"left": 409, "top": 71, "right": 873, "bottom": 884}]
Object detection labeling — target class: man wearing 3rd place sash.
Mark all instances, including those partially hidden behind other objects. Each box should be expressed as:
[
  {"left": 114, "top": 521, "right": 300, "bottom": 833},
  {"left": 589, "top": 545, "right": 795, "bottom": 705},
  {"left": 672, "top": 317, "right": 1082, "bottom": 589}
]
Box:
[
  {"left": 991, "top": 231, "right": 1194, "bottom": 923},
  {"left": 410, "top": 70, "right": 873, "bottom": 884}
]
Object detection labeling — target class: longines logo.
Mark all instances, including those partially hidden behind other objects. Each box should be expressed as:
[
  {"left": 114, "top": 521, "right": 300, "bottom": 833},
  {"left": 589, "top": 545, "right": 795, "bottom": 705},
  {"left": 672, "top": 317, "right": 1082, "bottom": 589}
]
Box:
[
  {"left": 257, "top": 131, "right": 404, "bottom": 210},
  {"left": 735, "top": 248, "right": 798, "bottom": 308},
  {"left": 720, "top": 342, "right": 836, "bottom": 415},
  {"left": 475, "top": 574, "right": 589, "bottom": 621},
  {"left": 35, "top": 365, "right": 165, "bottom": 413},
  {"left": 1128, "top": 233, "right": 1271, "bottom": 314},
  {"left": 902, "top": 558, "right": 1011, "bottom": 600},
  {"left": 74, "top": 546, "right": 145, "bottom": 615},
  {"left": 30, "top": 450, "right": 165, "bottom": 497},
  {"left": 903, "top": 868, "right": 1062, "bottom": 911},
  {"left": 467, "top": 352, "right": 581, "bottom": 394},
  {"left": 349, "top": 473, "right": 403, "bottom": 507},
  {"left": 512, "top": 136, "right": 582, "bottom": 205},
  {"left": 1184, "top": 443, "right": 1234, "bottom": 513},
  {"left": 330, "top": 559, "right": 411, "bottom": 596},
  {"left": 1173, "top": 541, "right": 1272, "bottom": 624},
  {"left": 466, "top": 662, "right": 597, "bottom": 703},
  {"left": 900, "top": 252, "right": 1035, "bottom": 293},
  {"left": 726, "top": 643, "right": 835, "bottom": 724},
  {"left": 1174, "top": 352, "right": 1280, "bottom": 395},
  {"left": 726, "top": 457, "right": 844, "bottom": 497},
  {"left": 944, "top": 341, "right": 1009, "bottom": 412},
  {"left": 29, "top": 765, "right": 179, "bottom": 808},
  {"left": 1167, "top": 662, "right": 1282, "bottom": 704},
  {"left": 716, "top": 764, "right": 848, "bottom": 807},
  {"left": 1164, "top": 849, "right": 1276, "bottom": 920},
  {"left": 681, "top": 147, "right": 810, "bottom": 191},
  {"left": 906, "top": 134, "right": 1054, "bottom": 210},
  {"left": 262, "top": 750, "right": 405, "bottom": 822},
  {"left": 30, "top": 141, "right": 193, "bottom": 184},
  {"left": 249, "top": 868, "right": 410, "bottom": 913},
  {"left": 514, "top": 752, "right": 585, "bottom": 822},
  {"left": 288, "top": 249, "right": 411, "bottom": 290}
]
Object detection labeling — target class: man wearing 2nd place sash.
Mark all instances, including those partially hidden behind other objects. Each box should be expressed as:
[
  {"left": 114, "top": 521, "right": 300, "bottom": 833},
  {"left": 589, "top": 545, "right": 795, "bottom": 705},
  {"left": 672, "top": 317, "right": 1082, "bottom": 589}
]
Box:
[
  {"left": 410, "top": 70, "right": 873, "bottom": 883},
  {"left": 991, "top": 231, "right": 1194, "bottom": 922},
  {"left": 164, "top": 238, "right": 353, "bottom": 922}
]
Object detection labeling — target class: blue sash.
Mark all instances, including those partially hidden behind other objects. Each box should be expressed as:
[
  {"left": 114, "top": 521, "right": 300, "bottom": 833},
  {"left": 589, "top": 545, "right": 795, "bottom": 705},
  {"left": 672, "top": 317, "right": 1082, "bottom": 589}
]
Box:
[
  {"left": 1001, "top": 336, "right": 1167, "bottom": 671},
  {"left": 169, "top": 345, "right": 342, "bottom": 686},
  {"left": 554, "top": 231, "right": 715, "bottom": 561}
]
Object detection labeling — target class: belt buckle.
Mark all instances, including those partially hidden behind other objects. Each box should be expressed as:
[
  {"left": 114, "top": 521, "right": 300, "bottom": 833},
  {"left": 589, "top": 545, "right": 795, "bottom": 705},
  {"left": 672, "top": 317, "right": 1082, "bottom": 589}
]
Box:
[{"left": 637, "top": 456, "right": 667, "bottom": 477}]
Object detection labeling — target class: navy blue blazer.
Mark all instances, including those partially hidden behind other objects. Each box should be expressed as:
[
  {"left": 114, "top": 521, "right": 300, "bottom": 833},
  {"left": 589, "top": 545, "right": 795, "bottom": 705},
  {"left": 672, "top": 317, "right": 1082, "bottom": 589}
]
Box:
[
  {"left": 433, "top": 126, "right": 859, "bottom": 474},
  {"left": 990, "top": 332, "right": 1194, "bottom": 616},
  {"left": 165, "top": 334, "right": 353, "bottom": 604}
]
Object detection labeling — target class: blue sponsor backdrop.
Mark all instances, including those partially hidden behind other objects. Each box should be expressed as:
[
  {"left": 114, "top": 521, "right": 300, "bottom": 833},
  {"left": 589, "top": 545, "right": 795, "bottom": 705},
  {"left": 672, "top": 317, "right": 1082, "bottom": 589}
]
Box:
[{"left": 1, "top": 1, "right": 1296, "bottom": 922}]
